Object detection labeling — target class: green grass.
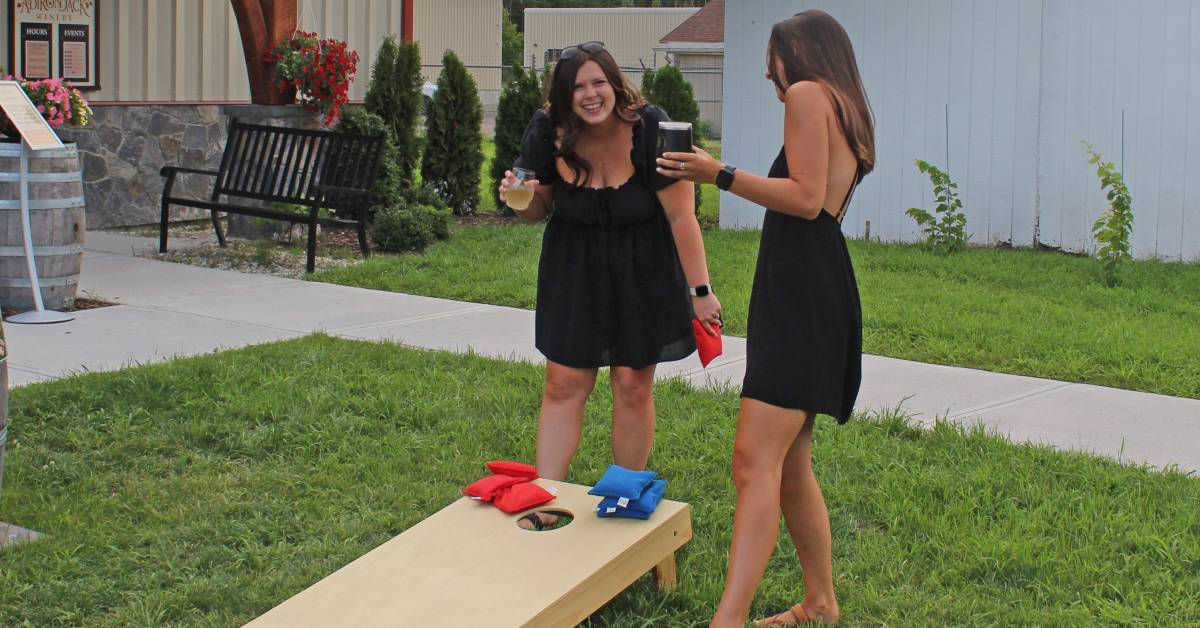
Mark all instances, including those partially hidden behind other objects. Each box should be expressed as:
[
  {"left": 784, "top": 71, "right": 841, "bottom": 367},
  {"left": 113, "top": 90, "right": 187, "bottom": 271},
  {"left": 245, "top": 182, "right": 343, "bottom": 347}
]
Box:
[
  {"left": 2, "top": 336, "right": 1196, "bottom": 625},
  {"left": 312, "top": 225, "right": 1200, "bottom": 399},
  {"left": 479, "top": 135, "right": 498, "bottom": 213}
]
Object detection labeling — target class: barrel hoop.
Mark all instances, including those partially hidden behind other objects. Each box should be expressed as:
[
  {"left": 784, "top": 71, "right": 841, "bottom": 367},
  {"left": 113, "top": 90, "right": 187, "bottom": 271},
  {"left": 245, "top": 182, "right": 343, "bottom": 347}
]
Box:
[
  {"left": 0, "top": 171, "right": 83, "bottom": 183},
  {"left": 0, "top": 243, "right": 84, "bottom": 256},
  {"left": 0, "top": 197, "right": 87, "bottom": 210},
  {"left": 0, "top": 275, "right": 79, "bottom": 288},
  {"left": 0, "top": 146, "right": 78, "bottom": 159}
]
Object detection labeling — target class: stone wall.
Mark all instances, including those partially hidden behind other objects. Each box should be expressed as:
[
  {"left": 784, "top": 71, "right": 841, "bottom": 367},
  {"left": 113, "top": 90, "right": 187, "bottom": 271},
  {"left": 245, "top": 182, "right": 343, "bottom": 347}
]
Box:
[{"left": 59, "top": 105, "right": 228, "bottom": 229}]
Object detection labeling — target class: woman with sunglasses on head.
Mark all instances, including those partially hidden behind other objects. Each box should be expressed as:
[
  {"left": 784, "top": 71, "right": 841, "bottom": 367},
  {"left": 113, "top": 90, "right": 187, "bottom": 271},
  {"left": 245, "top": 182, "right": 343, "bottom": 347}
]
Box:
[
  {"left": 657, "top": 11, "right": 874, "bottom": 626},
  {"left": 498, "top": 42, "right": 721, "bottom": 529}
]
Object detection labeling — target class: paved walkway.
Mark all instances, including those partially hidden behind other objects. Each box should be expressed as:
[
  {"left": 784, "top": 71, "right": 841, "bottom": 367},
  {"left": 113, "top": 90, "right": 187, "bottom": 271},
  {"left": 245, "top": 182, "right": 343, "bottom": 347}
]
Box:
[{"left": 8, "top": 232, "right": 1200, "bottom": 474}]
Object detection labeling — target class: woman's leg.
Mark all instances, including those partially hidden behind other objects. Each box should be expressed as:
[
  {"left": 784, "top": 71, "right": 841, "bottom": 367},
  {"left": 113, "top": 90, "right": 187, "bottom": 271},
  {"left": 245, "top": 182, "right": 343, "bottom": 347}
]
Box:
[
  {"left": 775, "top": 413, "right": 839, "bottom": 623},
  {"left": 536, "top": 360, "right": 598, "bottom": 480},
  {"left": 609, "top": 365, "right": 658, "bottom": 470},
  {"left": 710, "top": 397, "right": 808, "bottom": 627}
]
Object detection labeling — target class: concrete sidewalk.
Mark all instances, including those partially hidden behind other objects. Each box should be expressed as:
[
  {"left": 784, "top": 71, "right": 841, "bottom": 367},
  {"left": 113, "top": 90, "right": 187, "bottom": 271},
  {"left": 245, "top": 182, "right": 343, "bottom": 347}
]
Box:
[{"left": 9, "top": 231, "right": 1199, "bottom": 474}]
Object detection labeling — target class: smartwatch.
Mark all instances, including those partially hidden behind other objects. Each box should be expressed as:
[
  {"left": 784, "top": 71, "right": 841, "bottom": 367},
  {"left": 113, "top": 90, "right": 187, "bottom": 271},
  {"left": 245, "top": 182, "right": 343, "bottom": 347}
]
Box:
[
  {"left": 688, "top": 284, "right": 711, "bottom": 297},
  {"left": 715, "top": 164, "right": 737, "bottom": 191}
]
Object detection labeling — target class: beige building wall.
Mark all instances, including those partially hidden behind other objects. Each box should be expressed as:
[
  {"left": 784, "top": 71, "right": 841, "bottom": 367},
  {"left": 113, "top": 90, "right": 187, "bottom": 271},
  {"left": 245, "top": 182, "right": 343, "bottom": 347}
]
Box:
[
  {"left": 523, "top": 8, "right": 696, "bottom": 72},
  {"left": 414, "top": 0, "right": 502, "bottom": 104},
  {"left": 0, "top": 0, "right": 500, "bottom": 104}
]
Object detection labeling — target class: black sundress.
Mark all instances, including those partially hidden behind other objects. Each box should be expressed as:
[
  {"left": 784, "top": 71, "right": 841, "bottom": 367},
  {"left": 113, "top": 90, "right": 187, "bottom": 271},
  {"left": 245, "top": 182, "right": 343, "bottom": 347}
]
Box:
[
  {"left": 515, "top": 106, "right": 694, "bottom": 369},
  {"left": 741, "top": 146, "right": 863, "bottom": 423}
]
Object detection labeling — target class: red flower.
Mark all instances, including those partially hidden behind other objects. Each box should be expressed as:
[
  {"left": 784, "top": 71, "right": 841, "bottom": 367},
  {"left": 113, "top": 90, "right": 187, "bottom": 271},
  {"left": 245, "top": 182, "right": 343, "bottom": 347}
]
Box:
[{"left": 265, "top": 30, "right": 358, "bottom": 124}]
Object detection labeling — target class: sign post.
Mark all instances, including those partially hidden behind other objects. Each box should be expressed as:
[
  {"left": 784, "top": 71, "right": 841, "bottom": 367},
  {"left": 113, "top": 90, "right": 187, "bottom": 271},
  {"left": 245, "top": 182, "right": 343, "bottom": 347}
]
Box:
[{"left": 0, "top": 80, "right": 73, "bottom": 324}]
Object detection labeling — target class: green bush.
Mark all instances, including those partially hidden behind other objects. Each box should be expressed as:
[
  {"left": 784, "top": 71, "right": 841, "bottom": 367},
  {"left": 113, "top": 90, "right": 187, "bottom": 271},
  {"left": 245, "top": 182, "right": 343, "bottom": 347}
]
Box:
[
  {"left": 334, "top": 108, "right": 402, "bottom": 215},
  {"left": 1083, "top": 141, "right": 1133, "bottom": 287},
  {"left": 491, "top": 64, "right": 543, "bottom": 214},
  {"left": 422, "top": 50, "right": 484, "bottom": 215},
  {"left": 363, "top": 36, "right": 423, "bottom": 189},
  {"left": 907, "top": 159, "right": 968, "bottom": 254},
  {"left": 641, "top": 65, "right": 700, "bottom": 131},
  {"left": 372, "top": 201, "right": 451, "bottom": 253}
]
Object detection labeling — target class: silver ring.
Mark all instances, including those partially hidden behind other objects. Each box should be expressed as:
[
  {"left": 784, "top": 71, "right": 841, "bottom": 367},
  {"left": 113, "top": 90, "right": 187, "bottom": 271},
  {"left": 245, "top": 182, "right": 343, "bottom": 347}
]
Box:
[{"left": 679, "top": 161, "right": 686, "bottom": 170}]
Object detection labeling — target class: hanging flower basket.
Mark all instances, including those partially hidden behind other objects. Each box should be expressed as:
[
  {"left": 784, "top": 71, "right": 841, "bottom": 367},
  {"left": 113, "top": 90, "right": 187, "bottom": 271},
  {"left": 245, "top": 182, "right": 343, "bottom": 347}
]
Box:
[{"left": 266, "top": 31, "right": 359, "bottom": 126}]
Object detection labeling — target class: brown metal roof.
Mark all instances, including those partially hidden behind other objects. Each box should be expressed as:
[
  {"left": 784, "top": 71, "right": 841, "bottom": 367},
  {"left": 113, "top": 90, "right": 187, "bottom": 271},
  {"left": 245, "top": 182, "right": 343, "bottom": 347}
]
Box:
[{"left": 659, "top": 0, "right": 724, "bottom": 44}]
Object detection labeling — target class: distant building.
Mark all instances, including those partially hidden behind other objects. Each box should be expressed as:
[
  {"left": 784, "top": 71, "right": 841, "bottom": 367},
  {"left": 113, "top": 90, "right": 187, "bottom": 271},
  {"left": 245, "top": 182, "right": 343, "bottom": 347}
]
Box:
[
  {"left": 523, "top": 7, "right": 696, "bottom": 72},
  {"left": 656, "top": 0, "right": 724, "bottom": 136}
]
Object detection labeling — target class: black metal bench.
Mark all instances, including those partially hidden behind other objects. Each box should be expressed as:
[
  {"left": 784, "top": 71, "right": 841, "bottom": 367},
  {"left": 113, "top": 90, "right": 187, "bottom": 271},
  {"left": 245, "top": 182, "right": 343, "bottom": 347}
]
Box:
[{"left": 159, "top": 119, "right": 386, "bottom": 273}]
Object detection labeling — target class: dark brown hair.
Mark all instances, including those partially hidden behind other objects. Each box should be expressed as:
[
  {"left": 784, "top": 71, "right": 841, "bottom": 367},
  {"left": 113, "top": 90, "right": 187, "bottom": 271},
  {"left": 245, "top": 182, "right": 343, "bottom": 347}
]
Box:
[
  {"left": 768, "top": 10, "right": 875, "bottom": 176},
  {"left": 544, "top": 47, "right": 645, "bottom": 186}
]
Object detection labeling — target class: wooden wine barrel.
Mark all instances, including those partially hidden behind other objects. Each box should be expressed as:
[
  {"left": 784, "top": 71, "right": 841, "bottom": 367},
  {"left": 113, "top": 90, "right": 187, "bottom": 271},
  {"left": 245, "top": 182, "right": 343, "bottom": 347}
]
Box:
[{"left": 0, "top": 142, "right": 85, "bottom": 311}]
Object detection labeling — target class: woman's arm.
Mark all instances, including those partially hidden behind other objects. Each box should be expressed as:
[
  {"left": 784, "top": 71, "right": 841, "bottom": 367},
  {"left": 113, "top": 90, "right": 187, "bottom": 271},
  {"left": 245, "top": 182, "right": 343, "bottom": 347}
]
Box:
[
  {"left": 499, "top": 170, "right": 553, "bottom": 222},
  {"left": 657, "top": 81, "right": 832, "bottom": 220},
  {"left": 658, "top": 180, "right": 722, "bottom": 332}
]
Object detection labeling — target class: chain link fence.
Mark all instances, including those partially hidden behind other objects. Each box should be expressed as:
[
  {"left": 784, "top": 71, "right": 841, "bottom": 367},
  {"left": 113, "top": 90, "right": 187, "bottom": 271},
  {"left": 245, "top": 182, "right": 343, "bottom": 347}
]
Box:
[{"left": 423, "top": 63, "right": 723, "bottom": 138}]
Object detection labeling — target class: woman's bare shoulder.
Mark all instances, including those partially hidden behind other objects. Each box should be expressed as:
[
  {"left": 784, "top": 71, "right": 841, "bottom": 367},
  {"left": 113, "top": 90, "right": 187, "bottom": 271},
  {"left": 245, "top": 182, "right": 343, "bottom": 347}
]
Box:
[{"left": 784, "top": 80, "right": 835, "bottom": 115}]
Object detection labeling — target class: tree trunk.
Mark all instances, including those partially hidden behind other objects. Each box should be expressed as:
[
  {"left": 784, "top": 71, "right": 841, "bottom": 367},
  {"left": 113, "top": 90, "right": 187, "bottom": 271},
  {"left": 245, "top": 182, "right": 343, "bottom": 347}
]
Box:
[{"left": 230, "top": 0, "right": 298, "bottom": 105}]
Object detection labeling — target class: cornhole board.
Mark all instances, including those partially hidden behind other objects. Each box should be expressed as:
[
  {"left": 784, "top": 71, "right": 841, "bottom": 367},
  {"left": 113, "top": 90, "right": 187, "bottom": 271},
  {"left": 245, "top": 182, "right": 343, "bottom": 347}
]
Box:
[{"left": 245, "top": 478, "right": 692, "bottom": 627}]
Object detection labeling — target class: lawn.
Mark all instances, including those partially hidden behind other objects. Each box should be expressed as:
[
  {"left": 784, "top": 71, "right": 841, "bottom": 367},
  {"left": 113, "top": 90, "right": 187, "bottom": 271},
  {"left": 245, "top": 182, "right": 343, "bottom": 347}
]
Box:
[
  {"left": 2, "top": 335, "right": 1197, "bottom": 625},
  {"left": 312, "top": 224, "right": 1200, "bottom": 400}
]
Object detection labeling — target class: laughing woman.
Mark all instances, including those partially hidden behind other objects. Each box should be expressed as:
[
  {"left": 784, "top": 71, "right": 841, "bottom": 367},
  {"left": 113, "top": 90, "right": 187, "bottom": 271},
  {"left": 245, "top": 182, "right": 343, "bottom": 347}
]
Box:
[
  {"left": 498, "top": 42, "right": 721, "bottom": 529},
  {"left": 657, "top": 11, "right": 875, "bottom": 626}
]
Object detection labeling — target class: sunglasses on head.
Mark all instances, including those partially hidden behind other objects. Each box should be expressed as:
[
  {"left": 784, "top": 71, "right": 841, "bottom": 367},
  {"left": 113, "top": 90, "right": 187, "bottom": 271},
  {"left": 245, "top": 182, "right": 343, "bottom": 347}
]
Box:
[{"left": 560, "top": 41, "right": 605, "bottom": 61}]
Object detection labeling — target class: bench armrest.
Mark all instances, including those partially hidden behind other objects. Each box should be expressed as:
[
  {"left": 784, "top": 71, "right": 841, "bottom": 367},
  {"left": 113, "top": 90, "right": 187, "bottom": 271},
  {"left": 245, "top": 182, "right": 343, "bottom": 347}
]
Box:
[{"left": 160, "top": 166, "right": 219, "bottom": 178}]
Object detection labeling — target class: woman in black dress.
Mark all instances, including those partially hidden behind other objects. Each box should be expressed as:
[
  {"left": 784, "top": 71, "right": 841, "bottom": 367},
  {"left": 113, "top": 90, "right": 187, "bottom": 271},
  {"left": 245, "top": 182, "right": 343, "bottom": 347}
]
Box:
[
  {"left": 498, "top": 43, "right": 722, "bottom": 526},
  {"left": 658, "top": 11, "right": 875, "bottom": 626}
]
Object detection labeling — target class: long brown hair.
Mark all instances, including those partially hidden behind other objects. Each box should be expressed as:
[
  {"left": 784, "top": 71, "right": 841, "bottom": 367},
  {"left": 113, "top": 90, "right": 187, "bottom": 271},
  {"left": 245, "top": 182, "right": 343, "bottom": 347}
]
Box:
[
  {"left": 768, "top": 10, "right": 875, "bottom": 176},
  {"left": 544, "top": 47, "right": 645, "bottom": 186}
]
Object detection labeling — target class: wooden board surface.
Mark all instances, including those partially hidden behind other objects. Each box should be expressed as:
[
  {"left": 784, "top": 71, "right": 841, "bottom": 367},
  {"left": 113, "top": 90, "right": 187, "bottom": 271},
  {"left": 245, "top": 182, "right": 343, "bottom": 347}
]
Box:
[{"left": 246, "top": 479, "right": 692, "bottom": 628}]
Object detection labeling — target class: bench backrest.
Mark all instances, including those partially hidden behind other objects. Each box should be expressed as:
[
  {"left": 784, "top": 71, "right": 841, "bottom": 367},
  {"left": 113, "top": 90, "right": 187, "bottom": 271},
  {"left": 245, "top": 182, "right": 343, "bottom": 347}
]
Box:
[{"left": 214, "top": 119, "right": 386, "bottom": 211}]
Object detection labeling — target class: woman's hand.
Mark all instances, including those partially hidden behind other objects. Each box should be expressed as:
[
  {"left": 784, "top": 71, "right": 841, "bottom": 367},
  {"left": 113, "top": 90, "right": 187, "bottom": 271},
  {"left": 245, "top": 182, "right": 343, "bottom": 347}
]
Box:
[
  {"left": 656, "top": 145, "right": 723, "bottom": 185},
  {"left": 498, "top": 170, "right": 540, "bottom": 207},
  {"left": 692, "top": 293, "right": 723, "bottom": 336}
]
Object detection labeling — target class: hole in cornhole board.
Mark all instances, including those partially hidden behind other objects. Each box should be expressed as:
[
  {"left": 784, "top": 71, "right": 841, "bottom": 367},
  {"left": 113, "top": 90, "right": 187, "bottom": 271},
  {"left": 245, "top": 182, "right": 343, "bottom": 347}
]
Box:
[{"left": 516, "top": 508, "right": 574, "bottom": 532}]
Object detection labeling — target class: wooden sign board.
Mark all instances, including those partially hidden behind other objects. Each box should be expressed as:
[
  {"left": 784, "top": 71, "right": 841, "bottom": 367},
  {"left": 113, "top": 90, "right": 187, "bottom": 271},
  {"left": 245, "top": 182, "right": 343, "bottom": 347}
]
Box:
[
  {"left": 8, "top": 0, "right": 99, "bottom": 89},
  {"left": 245, "top": 479, "right": 693, "bottom": 628},
  {"left": 0, "top": 80, "right": 62, "bottom": 150}
]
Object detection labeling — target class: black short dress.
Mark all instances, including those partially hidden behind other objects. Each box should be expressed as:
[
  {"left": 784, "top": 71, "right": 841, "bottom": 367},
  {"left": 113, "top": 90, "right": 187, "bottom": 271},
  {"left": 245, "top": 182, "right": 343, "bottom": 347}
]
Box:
[
  {"left": 515, "top": 106, "right": 695, "bottom": 369},
  {"left": 741, "top": 147, "right": 863, "bottom": 423}
]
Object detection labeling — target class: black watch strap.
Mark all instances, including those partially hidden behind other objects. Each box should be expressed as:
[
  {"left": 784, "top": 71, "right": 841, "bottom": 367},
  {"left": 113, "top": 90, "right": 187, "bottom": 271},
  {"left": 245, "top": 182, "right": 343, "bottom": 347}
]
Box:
[
  {"left": 715, "top": 165, "right": 737, "bottom": 191},
  {"left": 688, "top": 284, "right": 711, "bottom": 297}
]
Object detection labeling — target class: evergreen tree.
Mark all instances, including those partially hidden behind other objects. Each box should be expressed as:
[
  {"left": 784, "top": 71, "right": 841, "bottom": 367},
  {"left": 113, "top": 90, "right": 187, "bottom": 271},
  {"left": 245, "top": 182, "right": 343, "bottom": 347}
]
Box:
[
  {"left": 335, "top": 108, "right": 402, "bottom": 214},
  {"left": 502, "top": 11, "right": 524, "bottom": 68},
  {"left": 363, "top": 36, "right": 397, "bottom": 122},
  {"left": 640, "top": 68, "right": 658, "bottom": 103},
  {"left": 491, "top": 64, "right": 543, "bottom": 214},
  {"left": 392, "top": 41, "right": 424, "bottom": 188},
  {"left": 642, "top": 65, "right": 699, "bottom": 130},
  {"left": 422, "top": 50, "right": 484, "bottom": 215},
  {"left": 363, "top": 36, "right": 423, "bottom": 191}
]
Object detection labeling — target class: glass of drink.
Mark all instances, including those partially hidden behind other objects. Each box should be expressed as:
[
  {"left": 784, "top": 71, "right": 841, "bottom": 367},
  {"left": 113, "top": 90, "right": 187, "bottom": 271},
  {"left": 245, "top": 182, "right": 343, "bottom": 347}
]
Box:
[
  {"left": 507, "top": 167, "right": 537, "bottom": 211},
  {"left": 657, "top": 121, "right": 694, "bottom": 169}
]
